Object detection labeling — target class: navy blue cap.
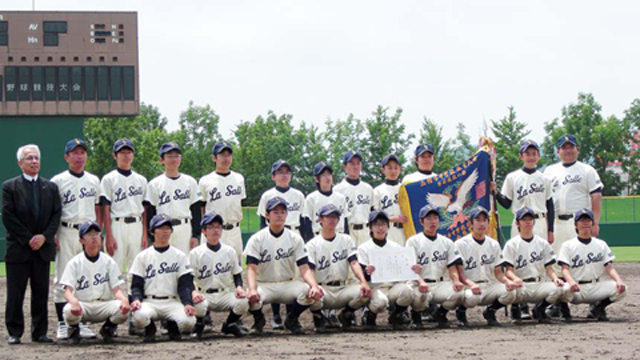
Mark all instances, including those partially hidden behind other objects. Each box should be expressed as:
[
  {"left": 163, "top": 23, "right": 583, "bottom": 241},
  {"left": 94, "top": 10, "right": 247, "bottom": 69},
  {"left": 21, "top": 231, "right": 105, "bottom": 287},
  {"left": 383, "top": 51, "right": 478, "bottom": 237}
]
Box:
[
  {"left": 342, "top": 150, "right": 362, "bottom": 165},
  {"left": 78, "top": 220, "right": 101, "bottom": 238},
  {"left": 468, "top": 206, "right": 489, "bottom": 220},
  {"left": 419, "top": 204, "right": 441, "bottom": 219},
  {"left": 65, "top": 138, "right": 87, "bottom": 154},
  {"left": 160, "top": 142, "right": 181, "bottom": 157},
  {"left": 574, "top": 208, "right": 594, "bottom": 222},
  {"left": 520, "top": 140, "right": 540, "bottom": 154},
  {"left": 266, "top": 196, "right": 288, "bottom": 212},
  {"left": 201, "top": 211, "right": 224, "bottom": 227},
  {"left": 213, "top": 141, "right": 233, "bottom": 155},
  {"left": 557, "top": 134, "right": 578, "bottom": 148},
  {"left": 318, "top": 203, "right": 342, "bottom": 217},
  {"left": 381, "top": 154, "right": 400, "bottom": 167},
  {"left": 515, "top": 206, "right": 535, "bottom": 220},
  {"left": 368, "top": 210, "right": 390, "bottom": 224},
  {"left": 150, "top": 213, "right": 173, "bottom": 231},
  {"left": 113, "top": 138, "right": 135, "bottom": 153},
  {"left": 271, "top": 160, "right": 291, "bottom": 174},
  {"left": 415, "top": 143, "right": 435, "bottom": 157},
  {"left": 314, "top": 161, "right": 333, "bottom": 177}
]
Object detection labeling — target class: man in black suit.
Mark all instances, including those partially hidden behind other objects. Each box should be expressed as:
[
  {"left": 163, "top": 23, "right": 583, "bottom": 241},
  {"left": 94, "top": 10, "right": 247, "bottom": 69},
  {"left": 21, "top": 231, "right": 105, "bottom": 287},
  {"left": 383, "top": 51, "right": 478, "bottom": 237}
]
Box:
[{"left": 2, "top": 144, "right": 62, "bottom": 345}]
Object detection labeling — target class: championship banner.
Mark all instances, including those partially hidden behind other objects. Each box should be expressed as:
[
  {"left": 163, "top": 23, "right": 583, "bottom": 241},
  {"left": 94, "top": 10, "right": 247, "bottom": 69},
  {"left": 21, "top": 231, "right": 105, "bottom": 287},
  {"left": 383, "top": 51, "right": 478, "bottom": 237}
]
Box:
[{"left": 398, "top": 147, "right": 496, "bottom": 241}]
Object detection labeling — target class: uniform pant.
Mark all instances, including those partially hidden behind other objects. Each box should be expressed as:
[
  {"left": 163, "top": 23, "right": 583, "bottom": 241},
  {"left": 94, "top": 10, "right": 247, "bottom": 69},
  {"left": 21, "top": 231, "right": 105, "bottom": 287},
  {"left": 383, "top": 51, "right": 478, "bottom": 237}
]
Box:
[
  {"left": 348, "top": 225, "right": 370, "bottom": 247},
  {"left": 194, "top": 291, "right": 250, "bottom": 317},
  {"left": 510, "top": 216, "right": 548, "bottom": 240},
  {"left": 170, "top": 222, "right": 192, "bottom": 256},
  {"left": 514, "top": 281, "right": 565, "bottom": 304},
  {"left": 368, "top": 283, "right": 414, "bottom": 314},
  {"left": 552, "top": 219, "right": 577, "bottom": 273},
  {"left": 53, "top": 225, "right": 84, "bottom": 302},
  {"left": 132, "top": 299, "right": 196, "bottom": 333},
  {"left": 111, "top": 220, "right": 144, "bottom": 274},
  {"left": 411, "top": 281, "right": 465, "bottom": 311},
  {"left": 560, "top": 280, "right": 628, "bottom": 304},
  {"left": 221, "top": 226, "right": 243, "bottom": 264},
  {"left": 63, "top": 300, "right": 129, "bottom": 326},
  {"left": 310, "top": 284, "right": 369, "bottom": 311},
  {"left": 388, "top": 227, "right": 407, "bottom": 246},
  {"left": 248, "top": 280, "right": 316, "bottom": 311},
  {"left": 463, "top": 282, "right": 517, "bottom": 308}
]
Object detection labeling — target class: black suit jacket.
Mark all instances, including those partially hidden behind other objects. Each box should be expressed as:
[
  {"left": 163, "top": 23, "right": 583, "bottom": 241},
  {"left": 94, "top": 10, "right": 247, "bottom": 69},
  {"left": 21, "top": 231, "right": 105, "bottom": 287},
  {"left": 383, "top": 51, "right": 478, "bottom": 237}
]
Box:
[{"left": 2, "top": 175, "right": 62, "bottom": 263}]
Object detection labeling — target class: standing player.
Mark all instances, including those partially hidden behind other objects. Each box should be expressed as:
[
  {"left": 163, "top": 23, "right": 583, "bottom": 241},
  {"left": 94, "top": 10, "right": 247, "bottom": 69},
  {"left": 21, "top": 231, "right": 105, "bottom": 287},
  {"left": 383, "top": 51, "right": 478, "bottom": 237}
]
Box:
[
  {"left": 129, "top": 214, "right": 197, "bottom": 342},
  {"left": 51, "top": 139, "right": 102, "bottom": 340},
  {"left": 373, "top": 154, "right": 408, "bottom": 245},
  {"left": 60, "top": 221, "right": 130, "bottom": 344},
  {"left": 190, "top": 212, "right": 250, "bottom": 338},
  {"left": 402, "top": 143, "right": 437, "bottom": 184},
  {"left": 199, "top": 141, "right": 246, "bottom": 264},
  {"left": 406, "top": 205, "right": 465, "bottom": 329},
  {"left": 556, "top": 208, "right": 627, "bottom": 322},
  {"left": 146, "top": 142, "right": 202, "bottom": 255},
  {"left": 244, "top": 197, "right": 323, "bottom": 335}
]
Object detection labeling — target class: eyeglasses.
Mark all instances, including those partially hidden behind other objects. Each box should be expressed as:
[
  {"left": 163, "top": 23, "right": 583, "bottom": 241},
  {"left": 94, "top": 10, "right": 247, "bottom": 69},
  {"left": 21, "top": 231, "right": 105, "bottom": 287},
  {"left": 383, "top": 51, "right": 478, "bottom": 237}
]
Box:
[
  {"left": 275, "top": 170, "right": 291, "bottom": 175},
  {"left": 204, "top": 224, "right": 223, "bottom": 230},
  {"left": 371, "top": 222, "right": 389, "bottom": 228},
  {"left": 164, "top": 154, "right": 182, "bottom": 159}
]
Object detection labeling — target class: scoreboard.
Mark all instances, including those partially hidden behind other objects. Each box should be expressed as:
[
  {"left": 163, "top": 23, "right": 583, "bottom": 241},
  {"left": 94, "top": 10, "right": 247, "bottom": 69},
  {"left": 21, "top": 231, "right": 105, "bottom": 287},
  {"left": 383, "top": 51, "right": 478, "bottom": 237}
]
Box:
[{"left": 0, "top": 11, "right": 139, "bottom": 116}]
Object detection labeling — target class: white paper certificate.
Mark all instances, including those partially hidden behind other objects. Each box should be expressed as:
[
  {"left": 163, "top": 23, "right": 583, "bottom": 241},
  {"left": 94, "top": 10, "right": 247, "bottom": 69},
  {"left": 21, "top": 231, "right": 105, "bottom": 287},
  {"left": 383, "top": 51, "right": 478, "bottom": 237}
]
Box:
[{"left": 369, "top": 247, "right": 419, "bottom": 284}]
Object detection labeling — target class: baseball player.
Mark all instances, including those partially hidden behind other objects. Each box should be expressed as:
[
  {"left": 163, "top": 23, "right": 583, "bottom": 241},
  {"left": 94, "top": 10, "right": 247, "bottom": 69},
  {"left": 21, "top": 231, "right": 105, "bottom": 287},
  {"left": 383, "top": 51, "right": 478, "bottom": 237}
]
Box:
[
  {"left": 51, "top": 138, "right": 102, "bottom": 340},
  {"left": 244, "top": 197, "right": 323, "bottom": 335},
  {"left": 455, "top": 206, "right": 519, "bottom": 327},
  {"left": 146, "top": 142, "right": 202, "bottom": 255},
  {"left": 307, "top": 204, "right": 371, "bottom": 332},
  {"left": 256, "top": 159, "right": 306, "bottom": 330},
  {"left": 129, "top": 214, "right": 197, "bottom": 342},
  {"left": 190, "top": 212, "right": 250, "bottom": 338},
  {"left": 402, "top": 143, "right": 437, "bottom": 184},
  {"left": 358, "top": 210, "right": 414, "bottom": 330},
  {"left": 406, "top": 204, "right": 465, "bottom": 329},
  {"left": 60, "top": 221, "right": 130, "bottom": 344},
  {"left": 502, "top": 207, "right": 565, "bottom": 324},
  {"left": 556, "top": 208, "right": 627, "bottom": 322},
  {"left": 198, "top": 141, "right": 246, "bottom": 264},
  {"left": 373, "top": 154, "right": 408, "bottom": 245}
]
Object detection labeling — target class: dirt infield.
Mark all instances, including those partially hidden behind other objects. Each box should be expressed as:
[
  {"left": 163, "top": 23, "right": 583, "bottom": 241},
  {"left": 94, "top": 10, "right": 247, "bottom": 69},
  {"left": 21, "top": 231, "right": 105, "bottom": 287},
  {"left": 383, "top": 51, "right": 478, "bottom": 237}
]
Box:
[{"left": 1, "top": 262, "right": 638, "bottom": 360}]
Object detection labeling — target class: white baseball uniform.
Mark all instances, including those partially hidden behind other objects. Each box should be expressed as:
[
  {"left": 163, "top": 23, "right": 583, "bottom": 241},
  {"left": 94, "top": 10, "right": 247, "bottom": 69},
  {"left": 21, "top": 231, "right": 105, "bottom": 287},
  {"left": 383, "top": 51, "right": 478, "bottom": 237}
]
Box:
[
  {"left": 373, "top": 181, "right": 406, "bottom": 245},
  {"left": 334, "top": 179, "right": 374, "bottom": 246},
  {"left": 406, "top": 233, "right": 465, "bottom": 310},
  {"left": 146, "top": 174, "right": 201, "bottom": 255},
  {"left": 51, "top": 170, "right": 101, "bottom": 303},
  {"left": 60, "top": 252, "right": 128, "bottom": 326},
  {"left": 257, "top": 186, "right": 305, "bottom": 235},
  {"left": 501, "top": 168, "right": 553, "bottom": 238},
  {"left": 303, "top": 190, "right": 349, "bottom": 235}
]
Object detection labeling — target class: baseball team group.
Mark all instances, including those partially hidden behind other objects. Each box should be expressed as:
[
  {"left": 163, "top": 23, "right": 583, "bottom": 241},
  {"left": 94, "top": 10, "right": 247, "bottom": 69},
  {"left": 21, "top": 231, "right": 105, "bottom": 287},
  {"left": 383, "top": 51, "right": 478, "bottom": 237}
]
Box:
[{"left": 2, "top": 133, "right": 628, "bottom": 345}]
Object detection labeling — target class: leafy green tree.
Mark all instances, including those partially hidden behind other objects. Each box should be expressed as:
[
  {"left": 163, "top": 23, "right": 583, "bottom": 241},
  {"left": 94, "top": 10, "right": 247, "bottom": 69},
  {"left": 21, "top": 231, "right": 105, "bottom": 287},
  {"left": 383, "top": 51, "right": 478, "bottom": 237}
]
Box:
[
  {"left": 418, "top": 117, "right": 457, "bottom": 173},
  {"left": 622, "top": 99, "right": 640, "bottom": 195},
  {"left": 289, "top": 122, "right": 327, "bottom": 195},
  {"left": 322, "top": 114, "right": 366, "bottom": 181},
  {"left": 452, "top": 122, "right": 477, "bottom": 163},
  {"left": 490, "top": 106, "right": 530, "bottom": 186}
]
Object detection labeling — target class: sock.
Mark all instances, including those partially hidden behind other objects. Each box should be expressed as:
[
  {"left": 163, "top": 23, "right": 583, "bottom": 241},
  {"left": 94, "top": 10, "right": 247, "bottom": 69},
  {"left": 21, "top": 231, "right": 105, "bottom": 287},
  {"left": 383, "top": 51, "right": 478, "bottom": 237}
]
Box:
[
  {"left": 343, "top": 304, "right": 356, "bottom": 313},
  {"left": 271, "top": 303, "right": 281, "bottom": 318},
  {"left": 288, "top": 302, "right": 310, "bottom": 319},
  {"left": 598, "top": 298, "right": 614, "bottom": 309},
  {"left": 489, "top": 299, "right": 505, "bottom": 310},
  {"left": 226, "top": 310, "right": 241, "bottom": 324},
  {"left": 55, "top": 302, "right": 65, "bottom": 322},
  {"left": 394, "top": 304, "right": 408, "bottom": 313}
]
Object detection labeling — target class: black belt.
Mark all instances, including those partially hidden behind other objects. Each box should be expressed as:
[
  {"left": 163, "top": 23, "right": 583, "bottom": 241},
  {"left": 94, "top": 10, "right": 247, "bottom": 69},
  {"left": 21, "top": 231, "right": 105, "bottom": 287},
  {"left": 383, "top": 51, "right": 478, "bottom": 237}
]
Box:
[
  {"left": 522, "top": 277, "right": 541, "bottom": 283},
  {"left": 61, "top": 221, "right": 80, "bottom": 230},
  {"left": 423, "top": 277, "right": 443, "bottom": 283},
  {"left": 285, "top": 225, "right": 300, "bottom": 231},
  {"left": 206, "top": 288, "right": 222, "bottom": 294},
  {"left": 223, "top": 223, "right": 239, "bottom": 230},
  {"left": 558, "top": 214, "right": 573, "bottom": 221},
  {"left": 114, "top": 216, "right": 141, "bottom": 224},
  {"left": 474, "top": 280, "right": 488, "bottom": 284},
  {"left": 352, "top": 224, "right": 367, "bottom": 230},
  {"left": 320, "top": 281, "right": 345, "bottom": 287},
  {"left": 143, "top": 295, "right": 177, "bottom": 300},
  {"left": 392, "top": 222, "right": 403, "bottom": 229},
  {"left": 532, "top": 214, "right": 541, "bottom": 219},
  {"left": 170, "top": 218, "right": 190, "bottom": 226},
  {"left": 578, "top": 279, "right": 599, "bottom": 285}
]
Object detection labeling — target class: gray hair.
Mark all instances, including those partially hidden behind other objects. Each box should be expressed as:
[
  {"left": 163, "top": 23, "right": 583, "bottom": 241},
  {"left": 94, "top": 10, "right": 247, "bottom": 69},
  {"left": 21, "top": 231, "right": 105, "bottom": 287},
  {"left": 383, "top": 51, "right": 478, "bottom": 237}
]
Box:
[{"left": 17, "top": 144, "right": 41, "bottom": 162}]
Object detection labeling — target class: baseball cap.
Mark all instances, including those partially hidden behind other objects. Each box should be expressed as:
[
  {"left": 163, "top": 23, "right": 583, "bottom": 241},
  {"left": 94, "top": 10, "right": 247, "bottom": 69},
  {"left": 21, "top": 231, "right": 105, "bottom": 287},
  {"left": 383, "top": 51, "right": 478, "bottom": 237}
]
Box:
[
  {"left": 159, "top": 142, "right": 181, "bottom": 157},
  {"left": 381, "top": 154, "right": 400, "bottom": 167},
  {"left": 468, "top": 206, "right": 489, "bottom": 220},
  {"left": 149, "top": 213, "right": 173, "bottom": 231},
  {"left": 78, "top": 220, "right": 101, "bottom": 238},
  {"left": 65, "top": 138, "right": 88, "bottom": 154},
  {"left": 574, "top": 208, "right": 594, "bottom": 222},
  {"left": 271, "top": 160, "right": 291, "bottom": 174},
  {"left": 113, "top": 138, "right": 135, "bottom": 153},
  {"left": 415, "top": 143, "right": 435, "bottom": 157},
  {"left": 419, "top": 204, "right": 440, "bottom": 219},
  {"left": 519, "top": 140, "right": 540, "bottom": 154},
  {"left": 557, "top": 134, "right": 578, "bottom": 148},
  {"left": 368, "top": 210, "right": 390, "bottom": 224},
  {"left": 317, "top": 203, "right": 342, "bottom": 217},
  {"left": 515, "top": 206, "right": 535, "bottom": 220},
  {"left": 342, "top": 150, "right": 362, "bottom": 165},
  {"left": 213, "top": 141, "right": 233, "bottom": 155},
  {"left": 313, "top": 161, "right": 333, "bottom": 177},
  {"left": 266, "top": 196, "right": 288, "bottom": 212},
  {"left": 201, "top": 211, "right": 224, "bottom": 228}
]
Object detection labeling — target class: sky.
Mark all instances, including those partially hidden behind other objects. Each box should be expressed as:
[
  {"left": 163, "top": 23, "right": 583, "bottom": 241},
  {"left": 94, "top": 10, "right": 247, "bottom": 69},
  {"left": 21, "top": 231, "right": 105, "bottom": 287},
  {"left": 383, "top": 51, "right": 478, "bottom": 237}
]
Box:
[{"left": 5, "top": 0, "right": 640, "bottom": 145}]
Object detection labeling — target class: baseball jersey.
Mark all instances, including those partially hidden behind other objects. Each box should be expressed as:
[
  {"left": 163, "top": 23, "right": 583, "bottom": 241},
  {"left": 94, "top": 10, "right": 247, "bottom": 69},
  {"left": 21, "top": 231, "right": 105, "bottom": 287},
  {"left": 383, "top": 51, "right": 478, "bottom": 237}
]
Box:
[
  {"left": 257, "top": 187, "right": 305, "bottom": 227},
  {"left": 502, "top": 235, "right": 555, "bottom": 279},
  {"left": 334, "top": 179, "right": 373, "bottom": 225},
  {"left": 189, "top": 243, "right": 242, "bottom": 290},
  {"left": 51, "top": 170, "right": 101, "bottom": 223},
  {"left": 146, "top": 174, "right": 201, "bottom": 219},
  {"left": 544, "top": 161, "right": 603, "bottom": 215},
  {"left": 306, "top": 233, "right": 358, "bottom": 284},
  {"left": 557, "top": 237, "right": 614, "bottom": 282},
  {"left": 406, "top": 233, "right": 462, "bottom": 280},
  {"left": 501, "top": 169, "right": 553, "bottom": 215},
  {"left": 303, "top": 190, "right": 349, "bottom": 233},
  {"left": 456, "top": 234, "right": 504, "bottom": 283},
  {"left": 243, "top": 228, "right": 308, "bottom": 282},
  {"left": 130, "top": 246, "right": 192, "bottom": 297},
  {"left": 199, "top": 171, "right": 246, "bottom": 224},
  {"left": 402, "top": 172, "right": 437, "bottom": 184},
  {"left": 372, "top": 182, "right": 402, "bottom": 216},
  {"left": 59, "top": 252, "right": 124, "bottom": 302},
  {"left": 100, "top": 169, "right": 147, "bottom": 217}
]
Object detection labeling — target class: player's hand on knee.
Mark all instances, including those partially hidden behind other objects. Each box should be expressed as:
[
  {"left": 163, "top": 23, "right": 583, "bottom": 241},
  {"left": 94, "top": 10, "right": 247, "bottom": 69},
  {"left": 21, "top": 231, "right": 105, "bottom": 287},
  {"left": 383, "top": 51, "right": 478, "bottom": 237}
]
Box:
[
  {"left": 554, "top": 278, "right": 565, "bottom": 287},
  {"left": 309, "top": 286, "right": 324, "bottom": 300},
  {"left": 616, "top": 281, "right": 627, "bottom": 294},
  {"left": 411, "top": 264, "right": 422, "bottom": 275},
  {"left": 471, "top": 284, "right": 482, "bottom": 295},
  {"left": 366, "top": 265, "right": 376, "bottom": 275},
  {"left": 120, "top": 301, "right": 131, "bottom": 315},
  {"left": 235, "top": 287, "right": 246, "bottom": 299},
  {"left": 360, "top": 283, "right": 372, "bottom": 298},
  {"left": 131, "top": 300, "right": 142, "bottom": 311},
  {"left": 70, "top": 301, "right": 83, "bottom": 316},
  {"left": 418, "top": 283, "right": 429, "bottom": 293},
  {"left": 453, "top": 281, "right": 464, "bottom": 292},
  {"left": 192, "top": 291, "right": 205, "bottom": 304},
  {"left": 185, "top": 304, "right": 196, "bottom": 316},
  {"left": 513, "top": 278, "right": 524, "bottom": 288},
  {"left": 568, "top": 282, "right": 580, "bottom": 293},
  {"left": 247, "top": 289, "right": 260, "bottom": 303}
]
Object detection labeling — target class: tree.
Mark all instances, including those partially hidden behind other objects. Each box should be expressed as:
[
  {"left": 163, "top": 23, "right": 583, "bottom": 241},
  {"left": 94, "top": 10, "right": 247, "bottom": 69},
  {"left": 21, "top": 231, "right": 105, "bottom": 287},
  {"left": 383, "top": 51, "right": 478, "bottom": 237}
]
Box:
[
  {"left": 452, "top": 122, "right": 477, "bottom": 164},
  {"left": 321, "top": 114, "right": 366, "bottom": 181},
  {"left": 622, "top": 99, "right": 640, "bottom": 195},
  {"left": 417, "top": 117, "right": 457, "bottom": 173},
  {"left": 289, "top": 122, "right": 327, "bottom": 195},
  {"left": 490, "top": 106, "right": 530, "bottom": 186}
]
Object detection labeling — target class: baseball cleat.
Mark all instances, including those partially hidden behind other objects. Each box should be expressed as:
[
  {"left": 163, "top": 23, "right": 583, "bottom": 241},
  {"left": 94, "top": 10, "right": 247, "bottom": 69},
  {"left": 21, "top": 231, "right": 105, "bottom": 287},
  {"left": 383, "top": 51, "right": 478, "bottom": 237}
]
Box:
[
  {"left": 284, "top": 315, "right": 305, "bottom": 335},
  {"left": 313, "top": 312, "right": 330, "bottom": 334},
  {"left": 483, "top": 308, "right": 500, "bottom": 327},
  {"left": 99, "top": 323, "right": 116, "bottom": 344},
  {"left": 56, "top": 321, "right": 69, "bottom": 340},
  {"left": 67, "top": 325, "right": 81, "bottom": 345},
  {"left": 410, "top": 310, "right": 424, "bottom": 330},
  {"left": 222, "top": 321, "right": 249, "bottom": 337},
  {"left": 455, "top": 308, "right": 469, "bottom": 328},
  {"left": 271, "top": 314, "right": 284, "bottom": 330},
  {"left": 143, "top": 322, "right": 157, "bottom": 343},
  {"left": 79, "top": 323, "right": 97, "bottom": 339},
  {"left": 510, "top": 304, "right": 523, "bottom": 324},
  {"left": 326, "top": 310, "right": 342, "bottom": 329},
  {"left": 250, "top": 311, "right": 266, "bottom": 335},
  {"left": 520, "top": 303, "right": 532, "bottom": 320}
]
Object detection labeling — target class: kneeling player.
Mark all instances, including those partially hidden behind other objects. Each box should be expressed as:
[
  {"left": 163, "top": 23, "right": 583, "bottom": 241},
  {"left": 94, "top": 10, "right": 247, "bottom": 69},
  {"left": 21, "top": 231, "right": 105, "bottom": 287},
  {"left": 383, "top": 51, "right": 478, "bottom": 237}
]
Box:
[
  {"left": 502, "top": 207, "right": 565, "bottom": 324},
  {"left": 456, "top": 206, "right": 519, "bottom": 327},
  {"left": 191, "top": 212, "right": 250, "bottom": 338},
  {"left": 406, "top": 205, "right": 465, "bottom": 329},
  {"left": 130, "top": 214, "right": 196, "bottom": 342},
  {"left": 244, "top": 197, "right": 324, "bottom": 335},
  {"left": 557, "top": 208, "right": 627, "bottom": 322},
  {"left": 60, "top": 221, "right": 131, "bottom": 344},
  {"left": 307, "top": 204, "right": 371, "bottom": 332},
  {"left": 358, "top": 210, "right": 414, "bottom": 330}
]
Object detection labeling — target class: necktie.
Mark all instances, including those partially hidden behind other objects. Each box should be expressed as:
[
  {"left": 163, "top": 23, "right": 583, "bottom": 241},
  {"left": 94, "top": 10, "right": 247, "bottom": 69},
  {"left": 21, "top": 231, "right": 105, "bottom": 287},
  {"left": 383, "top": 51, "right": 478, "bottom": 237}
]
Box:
[{"left": 31, "top": 179, "right": 41, "bottom": 216}]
